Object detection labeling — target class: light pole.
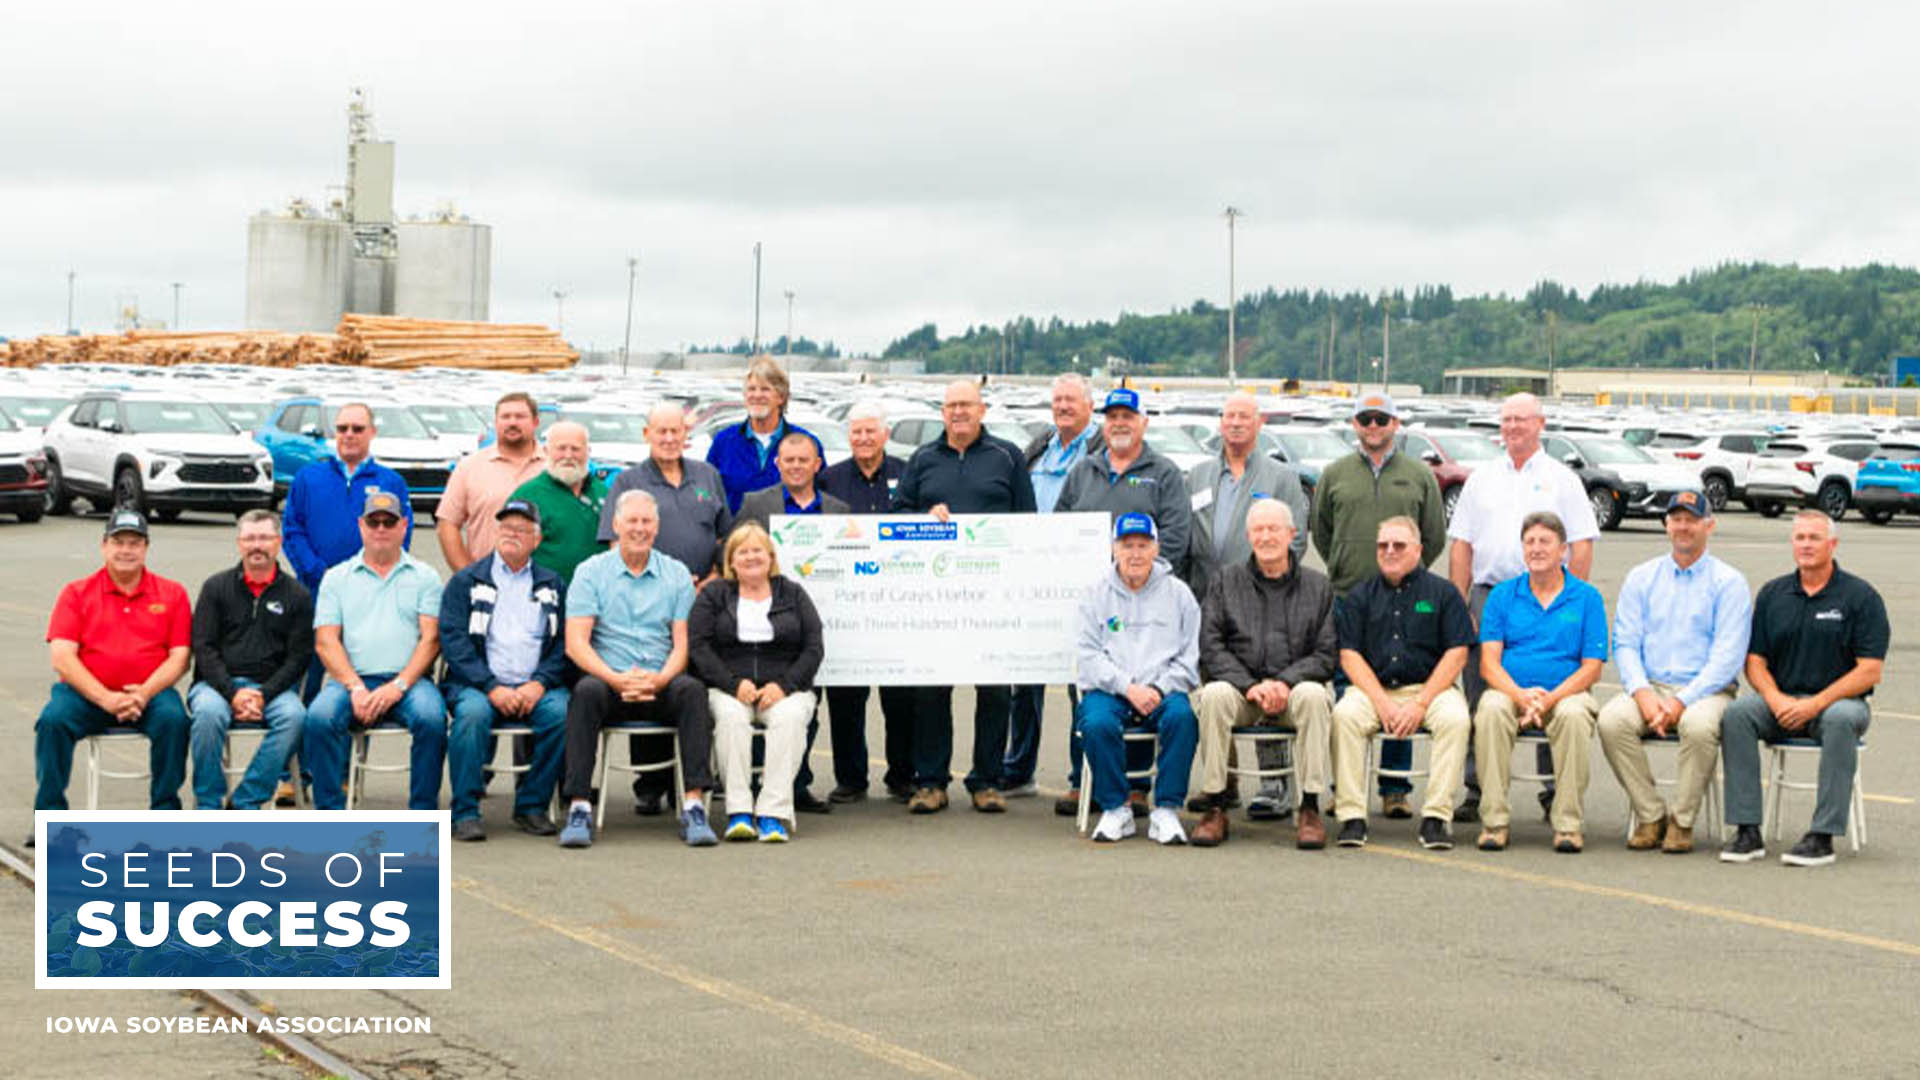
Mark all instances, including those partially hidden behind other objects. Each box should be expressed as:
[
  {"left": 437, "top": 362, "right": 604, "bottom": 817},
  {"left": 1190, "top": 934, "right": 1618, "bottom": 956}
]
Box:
[
  {"left": 171, "top": 282, "right": 182, "bottom": 330},
  {"left": 751, "top": 242, "right": 763, "bottom": 353},
  {"left": 1380, "top": 295, "right": 1391, "bottom": 389},
  {"left": 622, "top": 256, "right": 638, "bottom": 376},
  {"left": 552, "top": 289, "right": 568, "bottom": 337},
  {"left": 1223, "top": 206, "right": 1243, "bottom": 385},
  {"left": 783, "top": 289, "right": 795, "bottom": 356},
  {"left": 66, "top": 270, "right": 76, "bottom": 335}
]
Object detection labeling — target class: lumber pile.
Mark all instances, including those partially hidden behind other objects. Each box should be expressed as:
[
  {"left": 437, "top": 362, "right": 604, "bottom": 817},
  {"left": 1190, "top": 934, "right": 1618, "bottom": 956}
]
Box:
[
  {"left": 336, "top": 315, "right": 577, "bottom": 372},
  {"left": 1, "top": 330, "right": 352, "bottom": 369}
]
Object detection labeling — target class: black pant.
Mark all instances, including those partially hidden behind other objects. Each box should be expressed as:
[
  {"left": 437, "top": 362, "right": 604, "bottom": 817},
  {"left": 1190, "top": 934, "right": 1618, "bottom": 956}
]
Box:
[
  {"left": 565, "top": 674, "right": 713, "bottom": 801},
  {"left": 912, "top": 684, "right": 1011, "bottom": 793},
  {"left": 826, "top": 685, "right": 916, "bottom": 792}
]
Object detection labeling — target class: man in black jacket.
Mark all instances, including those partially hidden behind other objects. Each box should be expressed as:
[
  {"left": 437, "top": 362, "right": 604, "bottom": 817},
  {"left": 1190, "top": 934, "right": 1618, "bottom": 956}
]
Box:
[
  {"left": 1190, "top": 499, "right": 1337, "bottom": 848},
  {"left": 439, "top": 499, "right": 572, "bottom": 841},
  {"left": 187, "top": 510, "right": 314, "bottom": 810}
]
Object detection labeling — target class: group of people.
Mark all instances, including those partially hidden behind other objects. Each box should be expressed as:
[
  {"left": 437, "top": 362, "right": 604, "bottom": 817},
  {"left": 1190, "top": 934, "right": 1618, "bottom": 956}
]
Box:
[{"left": 28, "top": 372, "right": 1889, "bottom": 868}]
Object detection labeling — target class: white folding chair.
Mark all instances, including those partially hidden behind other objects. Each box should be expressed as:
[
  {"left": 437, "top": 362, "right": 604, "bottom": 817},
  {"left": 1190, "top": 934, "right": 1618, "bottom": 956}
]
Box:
[
  {"left": 81, "top": 728, "right": 151, "bottom": 810},
  {"left": 346, "top": 721, "right": 417, "bottom": 810},
  {"left": 1624, "top": 731, "right": 1721, "bottom": 841},
  {"left": 1763, "top": 737, "right": 1867, "bottom": 852},
  {"left": 1228, "top": 726, "right": 1297, "bottom": 809},
  {"left": 595, "top": 721, "right": 686, "bottom": 829},
  {"left": 1364, "top": 731, "right": 1431, "bottom": 810},
  {"left": 1076, "top": 730, "right": 1159, "bottom": 835}
]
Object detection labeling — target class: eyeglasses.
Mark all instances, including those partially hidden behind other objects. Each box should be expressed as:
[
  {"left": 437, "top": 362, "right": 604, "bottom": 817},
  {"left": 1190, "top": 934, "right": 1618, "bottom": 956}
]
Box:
[
  {"left": 363, "top": 515, "right": 403, "bottom": 530},
  {"left": 1355, "top": 413, "right": 1393, "bottom": 428},
  {"left": 335, "top": 424, "right": 369, "bottom": 434},
  {"left": 1375, "top": 540, "right": 1413, "bottom": 553}
]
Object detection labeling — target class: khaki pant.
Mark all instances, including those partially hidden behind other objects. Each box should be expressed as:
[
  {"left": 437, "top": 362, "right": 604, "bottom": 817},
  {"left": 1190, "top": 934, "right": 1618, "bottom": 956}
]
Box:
[
  {"left": 1331, "top": 685, "right": 1470, "bottom": 822},
  {"left": 1596, "top": 684, "right": 1732, "bottom": 830},
  {"left": 710, "top": 689, "right": 816, "bottom": 824},
  {"left": 1194, "top": 680, "right": 1331, "bottom": 798},
  {"left": 1474, "top": 689, "right": 1597, "bottom": 833}
]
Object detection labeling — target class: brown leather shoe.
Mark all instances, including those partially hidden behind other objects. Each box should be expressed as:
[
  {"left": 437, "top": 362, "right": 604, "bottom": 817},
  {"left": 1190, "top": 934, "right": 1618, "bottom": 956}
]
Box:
[
  {"left": 1553, "top": 830, "right": 1584, "bottom": 854},
  {"left": 907, "top": 787, "right": 949, "bottom": 814},
  {"left": 1477, "top": 827, "right": 1509, "bottom": 851},
  {"left": 971, "top": 788, "right": 1007, "bottom": 813},
  {"left": 1190, "top": 807, "right": 1229, "bottom": 847},
  {"left": 1296, "top": 807, "right": 1327, "bottom": 850},
  {"left": 1661, "top": 819, "right": 1694, "bottom": 854},
  {"left": 1380, "top": 792, "right": 1413, "bottom": 819},
  {"left": 1627, "top": 815, "right": 1666, "bottom": 850},
  {"left": 274, "top": 779, "right": 297, "bottom": 808}
]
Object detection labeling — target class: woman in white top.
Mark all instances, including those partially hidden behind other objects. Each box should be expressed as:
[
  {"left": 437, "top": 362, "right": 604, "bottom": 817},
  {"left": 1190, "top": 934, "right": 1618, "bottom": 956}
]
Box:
[{"left": 687, "top": 523, "right": 825, "bottom": 842}]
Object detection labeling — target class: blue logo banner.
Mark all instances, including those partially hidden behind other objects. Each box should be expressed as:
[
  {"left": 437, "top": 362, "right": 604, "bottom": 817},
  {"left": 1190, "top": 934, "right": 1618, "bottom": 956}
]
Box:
[
  {"left": 35, "top": 811, "right": 450, "bottom": 989},
  {"left": 876, "top": 521, "right": 958, "bottom": 541}
]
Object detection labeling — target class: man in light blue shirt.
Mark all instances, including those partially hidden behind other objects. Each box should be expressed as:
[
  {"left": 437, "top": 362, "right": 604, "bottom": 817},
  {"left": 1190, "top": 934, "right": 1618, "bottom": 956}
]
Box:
[
  {"left": 1598, "top": 489, "right": 1751, "bottom": 854},
  {"left": 302, "top": 489, "right": 447, "bottom": 811}
]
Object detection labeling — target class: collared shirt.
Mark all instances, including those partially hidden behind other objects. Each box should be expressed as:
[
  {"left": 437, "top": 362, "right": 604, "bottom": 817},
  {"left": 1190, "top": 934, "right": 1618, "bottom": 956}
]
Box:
[
  {"left": 485, "top": 556, "right": 545, "bottom": 685},
  {"left": 1212, "top": 467, "right": 1241, "bottom": 560},
  {"left": 820, "top": 454, "right": 905, "bottom": 514},
  {"left": 567, "top": 547, "right": 695, "bottom": 672},
  {"left": 436, "top": 446, "right": 551, "bottom": 562},
  {"left": 1479, "top": 572, "right": 1610, "bottom": 689},
  {"left": 1335, "top": 565, "right": 1475, "bottom": 689},
  {"left": 1749, "top": 562, "right": 1889, "bottom": 697},
  {"left": 513, "top": 469, "right": 609, "bottom": 584},
  {"left": 598, "top": 457, "right": 731, "bottom": 577},
  {"left": 315, "top": 552, "right": 443, "bottom": 676},
  {"left": 783, "top": 488, "right": 825, "bottom": 515},
  {"left": 1030, "top": 425, "right": 1094, "bottom": 513},
  {"left": 47, "top": 567, "right": 192, "bottom": 690},
  {"left": 1446, "top": 447, "right": 1600, "bottom": 586},
  {"left": 1614, "top": 551, "right": 1752, "bottom": 704}
]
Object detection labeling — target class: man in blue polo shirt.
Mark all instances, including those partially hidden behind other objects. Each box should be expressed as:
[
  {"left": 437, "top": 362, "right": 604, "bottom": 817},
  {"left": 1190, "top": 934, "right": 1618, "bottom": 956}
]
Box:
[
  {"left": 302, "top": 489, "right": 446, "bottom": 811},
  {"left": 1473, "top": 510, "right": 1609, "bottom": 854}
]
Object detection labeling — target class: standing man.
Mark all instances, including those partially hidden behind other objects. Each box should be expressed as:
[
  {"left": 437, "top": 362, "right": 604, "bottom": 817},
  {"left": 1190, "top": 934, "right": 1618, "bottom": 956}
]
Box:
[
  {"left": 187, "top": 510, "right": 313, "bottom": 811},
  {"left": 513, "top": 420, "right": 608, "bottom": 585},
  {"left": 32, "top": 509, "right": 191, "bottom": 823},
  {"left": 1597, "top": 490, "right": 1750, "bottom": 854},
  {"left": 706, "top": 356, "right": 821, "bottom": 513},
  {"left": 1720, "top": 511, "right": 1887, "bottom": 868},
  {"left": 439, "top": 499, "right": 571, "bottom": 841},
  {"left": 1445, "top": 392, "right": 1599, "bottom": 821},
  {"left": 892, "top": 378, "right": 1036, "bottom": 814},
  {"left": 599, "top": 401, "right": 732, "bottom": 816},
  {"left": 302, "top": 490, "right": 447, "bottom": 812},
  {"left": 437, "top": 392, "right": 549, "bottom": 573},
  {"left": 819, "top": 400, "right": 915, "bottom": 803},
  {"left": 1012, "top": 374, "right": 1103, "bottom": 806},
  {"left": 1187, "top": 389, "right": 1311, "bottom": 820},
  {"left": 282, "top": 402, "right": 415, "bottom": 597},
  {"left": 1312, "top": 392, "right": 1448, "bottom": 822}
]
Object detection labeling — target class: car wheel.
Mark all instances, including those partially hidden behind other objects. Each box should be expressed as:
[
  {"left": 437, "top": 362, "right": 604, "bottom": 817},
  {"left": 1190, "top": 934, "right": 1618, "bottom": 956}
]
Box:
[
  {"left": 1757, "top": 500, "right": 1785, "bottom": 518},
  {"left": 113, "top": 466, "right": 146, "bottom": 515},
  {"left": 1589, "top": 486, "right": 1624, "bottom": 531},
  {"left": 1443, "top": 485, "right": 1462, "bottom": 522},
  {"left": 1863, "top": 507, "right": 1895, "bottom": 525},
  {"left": 44, "top": 458, "right": 73, "bottom": 516},
  {"left": 1817, "top": 480, "right": 1850, "bottom": 521},
  {"left": 151, "top": 508, "right": 181, "bottom": 523},
  {"left": 1702, "top": 474, "right": 1731, "bottom": 511}
]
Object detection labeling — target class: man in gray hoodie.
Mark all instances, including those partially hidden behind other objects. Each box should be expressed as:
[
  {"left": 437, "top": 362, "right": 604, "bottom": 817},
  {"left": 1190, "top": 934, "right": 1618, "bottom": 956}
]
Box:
[{"left": 1074, "top": 512, "right": 1202, "bottom": 845}]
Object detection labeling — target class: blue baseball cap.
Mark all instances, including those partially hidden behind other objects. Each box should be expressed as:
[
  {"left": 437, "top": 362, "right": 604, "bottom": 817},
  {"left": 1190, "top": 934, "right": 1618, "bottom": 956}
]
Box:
[
  {"left": 1100, "top": 387, "right": 1141, "bottom": 414},
  {"left": 1663, "top": 489, "right": 1713, "bottom": 519},
  {"left": 1113, "top": 512, "right": 1157, "bottom": 541}
]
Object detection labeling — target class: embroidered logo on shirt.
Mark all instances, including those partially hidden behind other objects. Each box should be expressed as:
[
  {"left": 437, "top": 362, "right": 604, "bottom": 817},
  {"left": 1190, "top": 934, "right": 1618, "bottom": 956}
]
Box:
[
  {"left": 1106, "top": 616, "right": 1124, "bottom": 632},
  {"left": 1413, "top": 600, "right": 1435, "bottom": 613},
  {"left": 148, "top": 603, "right": 167, "bottom": 615},
  {"left": 1814, "top": 609, "right": 1844, "bottom": 621},
  {"left": 265, "top": 600, "right": 284, "bottom": 615}
]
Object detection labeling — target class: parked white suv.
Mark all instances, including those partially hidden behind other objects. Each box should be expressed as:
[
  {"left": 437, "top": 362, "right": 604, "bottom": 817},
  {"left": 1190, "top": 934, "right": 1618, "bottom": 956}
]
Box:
[
  {"left": 1644, "top": 428, "right": 1773, "bottom": 512},
  {"left": 44, "top": 390, "right": 274, "bottom": 521},
  {"left": 1740, "top": 436, "right": 1916, "bottom": 521}
]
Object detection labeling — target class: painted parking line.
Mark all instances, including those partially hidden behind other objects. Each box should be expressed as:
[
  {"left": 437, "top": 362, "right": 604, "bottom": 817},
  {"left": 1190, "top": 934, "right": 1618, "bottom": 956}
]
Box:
[
  {"left": 454, "top": 877, "right": 977, "bottom": 1079},
  {"left": 1363, "top": 845, "right": 1920, "bottom": 959}
]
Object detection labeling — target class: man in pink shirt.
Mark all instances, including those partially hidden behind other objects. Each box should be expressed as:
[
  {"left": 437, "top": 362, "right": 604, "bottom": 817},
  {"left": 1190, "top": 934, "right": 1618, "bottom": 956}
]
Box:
[{"left": 438, "top": 392, "right": 551, "bottom": 571}]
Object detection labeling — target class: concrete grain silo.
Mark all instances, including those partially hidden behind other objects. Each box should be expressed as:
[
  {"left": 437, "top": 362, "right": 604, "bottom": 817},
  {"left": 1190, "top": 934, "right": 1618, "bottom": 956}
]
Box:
[
  {"left": 244, "top": 209, "right": 353, "bottom": 332},
  {"left": 394, "top": 220, "right": 491, "bottom": 321}
]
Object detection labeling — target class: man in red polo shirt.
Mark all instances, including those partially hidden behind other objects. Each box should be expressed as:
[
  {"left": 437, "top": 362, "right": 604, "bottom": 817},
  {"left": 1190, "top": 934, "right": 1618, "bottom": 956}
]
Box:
[{"left": 33, "top": 509, "right": 193, "bottom": 823}]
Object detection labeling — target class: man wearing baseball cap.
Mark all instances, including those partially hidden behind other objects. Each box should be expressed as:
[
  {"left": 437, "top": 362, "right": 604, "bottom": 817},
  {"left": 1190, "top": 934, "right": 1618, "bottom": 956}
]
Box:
[
  {"left": 1597, "top": 489, "right": 1751, "bottom": 854},
  {"left": 438, "top": 498, "right": 572, "bottom": 840},
  {"left": 31, "top": 509, "right": 193, "bottom": 828},
  {"left": 1073, "top": 512, "right": 1202, "bottom": 845}
]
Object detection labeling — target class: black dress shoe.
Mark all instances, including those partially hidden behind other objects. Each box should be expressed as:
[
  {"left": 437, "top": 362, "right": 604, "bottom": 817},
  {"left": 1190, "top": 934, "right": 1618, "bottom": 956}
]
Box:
[
  {"left": 1454, "top": 797, "right": 1481, "bottom": 824},
  {"left": 886, "top": 784, "right": 913, "bottom": 803},
  {"left": 452, "top": 818, "right": 487, "bottom": 842},
  {"left": 793, "top": 788, "right": 834, "bottom": 814},
  {"left": 23, "top": 833, "right": 34, "bottom": 849},
  {"left": 828, "top": 785, "right": 868, "bottom": 804},
  {"left": 633, "top": 791, "right": 666, "bottom": 816},
  {"left": 513, "top": 812, "right": 559, "bottom": 836}
]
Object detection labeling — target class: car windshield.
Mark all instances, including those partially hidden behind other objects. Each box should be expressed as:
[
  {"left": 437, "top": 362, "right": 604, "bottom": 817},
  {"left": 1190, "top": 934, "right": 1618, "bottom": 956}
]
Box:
[
  {"left": 1272, "top": 428, "right": 1352, "bottom": 460},
  {"left": 355, "top": 405, "right": 432, "bottom": 439},
  {"left": 1431, "top": 432, "right": 1502, "bottom": 461},
  {"left": 0, "top": 395, "right": 67, "bottom": 427},
  {"left": 1148, "top": 425, "right": 1208, "bottom": 455},
  {"left": 411, "top": 404, "right": 486, "bottom": 436},
  {"left": 566, "top": 411, "right": 649, "bottom": 444},
  {"left": 211, "top": 402, "right": 269, "bottom": 432},
  {"left": 1572, "top": 438, "right": 1656, "bottom": 465},
  {"left": 0, "top": 404, "right": 15, "bottom": 430},
  {"left": 123, "top": 400, "right": 236, "bottom": 435}
]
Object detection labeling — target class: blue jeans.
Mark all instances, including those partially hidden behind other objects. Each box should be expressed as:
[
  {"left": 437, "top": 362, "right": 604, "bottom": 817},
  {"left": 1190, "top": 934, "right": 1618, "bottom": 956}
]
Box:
[
  {"left": 34, "top": 682, "right": 189, "bottom": 810},
  {"left": 187, "top": 679, "right": 305, "bottom": 810},
  {"left": 1721, "top": 693, "right": 1870, "bottom": 835},
  {"left": 303, "top": 676, "right": 447, "bottom": 810},
  {"left": 1078, "top": 690, "right": 1198, "bottom": 813},
  {"left": 447, "top": 684, "right": 568, "bottom": 821}
]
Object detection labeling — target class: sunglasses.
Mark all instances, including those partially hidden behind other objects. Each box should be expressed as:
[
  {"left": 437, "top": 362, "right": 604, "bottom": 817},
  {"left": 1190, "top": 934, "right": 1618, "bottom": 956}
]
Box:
[
  {"left": 1375, "top": 540, "right": 1413, "bottom": 553},
  {"left": 335, "top": 423, "right": 369, "bottom": 434},
  {"left": 1355, "top": 413, "right": 1393, "bottom": 428},
  {"left": 363, "top": 515, "right": 403, "bottom": 529}
]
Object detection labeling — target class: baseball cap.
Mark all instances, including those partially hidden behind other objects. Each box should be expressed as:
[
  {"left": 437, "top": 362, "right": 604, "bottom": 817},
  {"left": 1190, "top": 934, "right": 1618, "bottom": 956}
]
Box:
[
  {"left": 1662, "top": 489, "right": 1713, "bottom": 519},
  {"left": 104, "top": 507, "right": 149, "bottom": 539},
  {"left": 1100, "top": 387, "right": 1141, "bottom": 414},
  {"left": 496, "top": 497, "right": 542, "bottom": 525},
  {"left": 361, "top": 488, "right": 405, "bottom": 520},
  {"left": 1352, "top": 392, "right": 1400, "bottom": 419},
  {"left": 1113, "top": 512, "right": 1158, "bottom": 541}
]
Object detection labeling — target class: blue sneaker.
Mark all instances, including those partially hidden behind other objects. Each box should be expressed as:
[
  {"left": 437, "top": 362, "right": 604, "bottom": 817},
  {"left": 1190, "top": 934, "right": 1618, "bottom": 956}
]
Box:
[
  {"left": 680, "top": 803, "right": 719, "bottom": 847},
  {"left": 557, "top": 804, "right": 593, "bottom": 849},
  {"left": 756, "top": 816, "right": 789, "bottom": 843},
  {"left": 724, "top": 812, "right": 757, "bottom": 841}
]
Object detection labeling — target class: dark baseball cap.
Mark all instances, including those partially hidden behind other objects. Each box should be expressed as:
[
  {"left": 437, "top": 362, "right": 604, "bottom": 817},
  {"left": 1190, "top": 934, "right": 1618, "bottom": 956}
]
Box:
[
  {"left": 361, "top": 489, "right": 405, "bottom": 520},
  {"left": 1663, "top": 489, "right": 1713, "bottom": 519},
  {"left": 104, "top": 508, "right": 149, "bottom": 539},
  {"left": 496, "top": 497, "right": 542, "bottom": 525}
]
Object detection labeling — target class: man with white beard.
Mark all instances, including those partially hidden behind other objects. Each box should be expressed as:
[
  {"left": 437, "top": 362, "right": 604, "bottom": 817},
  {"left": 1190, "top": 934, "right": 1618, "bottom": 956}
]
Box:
[{"left": 512, "top": 421, "right": 610, "bottom": 585}]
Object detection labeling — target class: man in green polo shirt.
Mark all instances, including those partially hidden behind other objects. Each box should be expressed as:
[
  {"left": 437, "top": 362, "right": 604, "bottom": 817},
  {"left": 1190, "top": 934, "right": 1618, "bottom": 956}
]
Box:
[{"left": 514, "top": 420, "right": 608, "bottom": 584}]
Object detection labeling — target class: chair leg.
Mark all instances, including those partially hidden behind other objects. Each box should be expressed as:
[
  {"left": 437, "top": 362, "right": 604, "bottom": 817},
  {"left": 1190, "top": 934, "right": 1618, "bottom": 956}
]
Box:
[
  {"left": 672, "top": 733, "right": 686, "bottom": 812},
  {"left": 85, "top": 738, "right": 100, "bottom": 811},
  {"left": 1851, "top": 763, "right": 1867, "bottom": 852},
  {"left": 1076, "top": 752, "right": 1092, "bottom": 835},
  {"left": 1761, "top": 747, "right": 1782, "bottom": 845},
  {"left": 595, "top": 730, "right": 613, "bottom": 831}
]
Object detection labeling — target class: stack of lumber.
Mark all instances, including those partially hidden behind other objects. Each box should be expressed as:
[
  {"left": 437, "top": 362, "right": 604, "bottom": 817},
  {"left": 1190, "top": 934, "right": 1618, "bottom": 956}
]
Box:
[
  {"left": 335, "top": 315, "right": 577, "bottom": 371},
  {"left": 2, "top": 330, "right": 351, "bottom": 368}
]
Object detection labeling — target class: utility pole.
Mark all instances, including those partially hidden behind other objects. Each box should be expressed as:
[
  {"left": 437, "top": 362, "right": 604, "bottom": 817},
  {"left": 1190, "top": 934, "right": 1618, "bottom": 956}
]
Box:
[
  {"left": 1380, "top": 295, "right": 1391, "bottom": 389},
  {"left": 1223, "top": 206, "right": 1243, "bottom": 385},
  {"left": 783, "top": 289, "right": 795, "bottom": 356},
  {"left": 552, "top": 289, "right": 568, "bottom": 337},
  {"left": 1546, "top": 310, "right": 1558, "bottom": 398},
  {"left": 751, "top": 242, "right": 763, "bottom": 353},
  {"left": 1708, "top": 318, "right": 1717, "bottom": 371},
  {"left": 1327, "top": 309, "right": 1338, "bottom": 385},
  {"left": 66, "top": 270, "right": 76, "bottom": 335},
  {"left": 622, "top": 256, "right": 638, "bottom": 376},
  {"left": 170, "top": 282, "right": 183, "bottom": 330},
  {"left": 1747, "top": 306, "right": 1761, "bottom": 387}
]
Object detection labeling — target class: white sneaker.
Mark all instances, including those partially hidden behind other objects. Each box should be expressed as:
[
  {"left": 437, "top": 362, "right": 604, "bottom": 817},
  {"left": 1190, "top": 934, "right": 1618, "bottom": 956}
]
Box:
[
  {"left": 1091, "top": 807, "right": 1136, "bottom": 842},
  {"left": 1147, "top": 807, "right": 1188, "bottom": 845}
]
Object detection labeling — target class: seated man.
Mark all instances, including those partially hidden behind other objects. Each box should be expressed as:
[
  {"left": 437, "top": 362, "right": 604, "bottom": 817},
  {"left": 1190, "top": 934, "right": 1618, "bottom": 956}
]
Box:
[
  {"left": 1473, "top": 511, "right": 1608, "bottom": 853},
  {"left": 1191, "top": 498, "right": 1336, "bottom": 849},
  {"left": 439, "top": 498, "right": 571, "bottom": 841},
  {"left": 1330, "top": 516, "right": 1474, "bottom": 851},
  {"left": 302, "top": 490, "right": 448, "bottom": 811},
  {"left": 188, "top": 510, "right": 313, "bottom": 810},
  {"left": 33, "top": 509, "right": 192, "bottom": 830},
  {"left": 1597, "top": 490, "right": 1750, "bottom": 854},
  {"left": 559, "top": 490, "right": 717, "bottom": 849},
  {"left": 1075, "top": 513, "right": 1201, "bottom": 845},
  {"left": 1720, "top": 510, "right": 1887, "bottom": 868}
]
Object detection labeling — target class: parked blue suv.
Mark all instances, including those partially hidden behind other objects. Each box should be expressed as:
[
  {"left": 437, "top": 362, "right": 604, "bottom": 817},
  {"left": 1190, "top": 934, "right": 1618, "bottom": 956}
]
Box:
[{"left": 255, "top": 398, "right": 460, "bottom": 506}]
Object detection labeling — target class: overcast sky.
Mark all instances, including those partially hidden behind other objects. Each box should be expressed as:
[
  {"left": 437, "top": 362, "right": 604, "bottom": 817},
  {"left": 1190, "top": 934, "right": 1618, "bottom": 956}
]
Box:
[{"left": 5, "top": 1, "right": 1914, "bottom": 354}]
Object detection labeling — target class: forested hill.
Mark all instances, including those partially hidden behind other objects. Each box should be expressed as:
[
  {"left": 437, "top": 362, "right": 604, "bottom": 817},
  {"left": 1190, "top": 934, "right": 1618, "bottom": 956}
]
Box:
[{"left": 881, "top": 262, "right": 1920, "bottom": 389}]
